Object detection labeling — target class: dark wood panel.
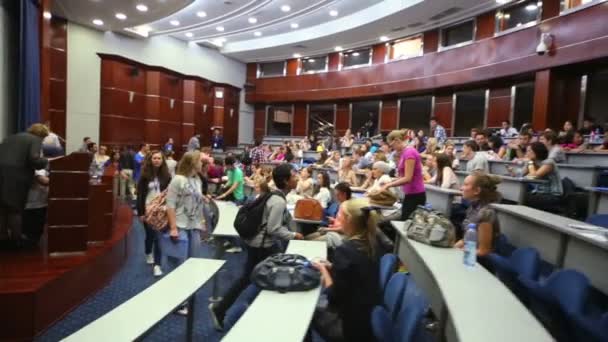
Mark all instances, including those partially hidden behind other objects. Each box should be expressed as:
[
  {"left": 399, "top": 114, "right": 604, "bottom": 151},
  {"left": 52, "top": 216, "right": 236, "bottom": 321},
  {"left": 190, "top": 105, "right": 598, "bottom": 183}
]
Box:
[
  {"left": 159, "top": 72, "right": 183, "bottom": 99},
  {"left": 160, "top": 122, "right": 183, "bottom": 148},
  {"left": 254, "top": 104, "right": 266, "bottom": 140},
  {"left": 293, "top": 104, "right": 307, "bottom": 136},
  {"left": 533, "top": 69, "right": 551, "bottom": 130},
  {"left": 183, "top": 102, "right": 195, "bottom": 123},
  {"left": 372, "top": 43, "right": 388, "bottom": 64},
  {"left": 286, "top": 59, "right": 299, "bottom": 76},
  {"left": 246, "top": 63, "right": 257, "bottom": 82},
  {"left": 47, "top": 199, "right": 88, "bottom": 225},
  {"left": 181, "top": 124, "right": 195, "bottom": 149},
  {"left": 423, "top": 29, "right": 439, "bottom": 54},
  {"left": 487, "top": 97, "right": 511, "bottom": 127},
  {"left": 380, "top": 99, "right": 398, "bottom": 132},
  {"left": 328, "top": 53, "right": 341, "bottom": 71},
  {"left": 245, "top": 3, "right": 608, "bottom": 103},
  {"left": 47, "top": 226, "right": 88, "bottom": 253},
  {"left": 48, "top": 172, "right": 89, "bottom": 198},
  {"left": 88, "top": 182, "right": 113, "bottom": 241},
  {"left": 183, "top": 79, "right": 196, "bottom": 102},
  {"left": 212, "top": 107, "right": 224, "bottom": 128},
  {"left": 100, "top": 115, "right": 145, "bottom": 145},
  {"left": 49, "top": 48, "right": 66, "bottom": 80},
  {"left": 160, "top": 97, "right": 183, "bottom": 123},
  {"left": 49, "top": 79, "right": 66, "bottom": 111},
  {"left": 144, "top": 120, "right": 161, "bottom": 146},
  {"left": 144, "top": 95, "right": 160, "bottom": 120},
  {"left": 476, "top": 11, "right": 495, "bottom": 40},
  {"left": 223, "top": 102, "right": 239, "bottom": 146},
  {"left": 102, "top": 60, "right": 146, "bottom": 93},
  {"left": 100, "top": 88, "right": 145, "bottom": 119},
  {"left": 335, "top": 103, "right": 350, "bottom": 135},
  {"left": 49, "top": 110, "right": 66, "bottom": 140},
  {"left": 48, "top": 16, "right": 67, "bottom": 50},
  {"left": 433, "top": 101, "right": 453, "bottom": 135},
  {"left": 196, "top": 104, "right": 212, "bottom": 138},
  {"left": 542, "top": 0, "right": 561, "bottom": 20},
  {"left": 146, "top": 70, "right": 160, "bottom": 96}
]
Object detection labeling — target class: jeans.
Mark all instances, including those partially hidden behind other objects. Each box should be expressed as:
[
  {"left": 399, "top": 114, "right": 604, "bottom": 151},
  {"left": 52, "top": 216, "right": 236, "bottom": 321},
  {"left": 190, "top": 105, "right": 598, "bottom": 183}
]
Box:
[{"left": 143, "top": 222, "right": 162, "bottom": 265}]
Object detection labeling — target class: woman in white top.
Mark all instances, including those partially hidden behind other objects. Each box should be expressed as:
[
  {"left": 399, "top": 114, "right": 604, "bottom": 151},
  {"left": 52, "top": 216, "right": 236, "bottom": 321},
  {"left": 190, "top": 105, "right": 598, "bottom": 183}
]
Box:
[
  {"left": 323, "top": 151, "right": 341, "bottom": 169},
  {"left": 313, "top": 171, "right": 332, "bottom": 208},
  {"left": 165, "top": 150, "right": 178, "bottom": 177},
  {"left": 341, "top": 129, "right": 354, "bottom": 152},
  {"left": 427, "top": 153, "right": 459, "bottom": 190},
  {"left": 362, "top": 161, "right": 394, "bottom": 194},
  {"left": 90, "top": 145, "right": 110, "bottom": 178},
  {"left": 296, "top": 166, "right": 315, "bottom": 197},
  {"left": 338, "top": 156, "right": 358, "bottom": 186}
]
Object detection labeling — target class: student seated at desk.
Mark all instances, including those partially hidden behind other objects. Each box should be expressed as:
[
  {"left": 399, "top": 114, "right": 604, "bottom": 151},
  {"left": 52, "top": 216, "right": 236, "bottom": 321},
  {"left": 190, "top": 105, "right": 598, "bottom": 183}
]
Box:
[
  {"left": 427, "top": 153, "right": 459, "bottom": 190},
  {"left": 540, "top": 130, "right": 566, "bottom": 163},
  {"left": 442, "top": 140, "right": 460, "bottom": 170},
  {"left": 324, "top": 151, "right": 341, "bottom": 169},
  {"left": 313, "top": 171, "right": 332, "bottom": 208},
  {"left": 359, "top": 161, "right": 393, "bottom": 193},
  {"left": 313, "top": 198, "right": 381, "bottom": 342},
  {"left": 338, "top": 156, "right": 358, "bottom": 186},
  {"left": 316, "top": 150, "right": 329, "bottom": 166},
  {"left": 593, "top": 132, "right": 608, "bottom": 152},
  {"left": 215, "top": 156, "right": 245, "bottom": 205},
  {"left": 305, "top": 182, "right": 352, "bottom": 248},
  {"left": 523, "top": 142, "right": 564, "bottom": 212},
  {"left": 454, "top": 172, "right": 502, "bottom": 257},
  {"left": 209, "top": 164, "right": 303, "bottom": 330},
  {"left": 422, "top": 153, "right": 437, "bottom": 182},
  {"left": 561, "top": 130, "right": 588, "bottom": 152},
  {"left": 487, "top": 135, "right": 507, "bottom": 160},
  {"left": 462, "top": 141, "right": 490, "bottom": 173},
  {"left": 296, "top": 166, "right": 315, "bottom": 197}
]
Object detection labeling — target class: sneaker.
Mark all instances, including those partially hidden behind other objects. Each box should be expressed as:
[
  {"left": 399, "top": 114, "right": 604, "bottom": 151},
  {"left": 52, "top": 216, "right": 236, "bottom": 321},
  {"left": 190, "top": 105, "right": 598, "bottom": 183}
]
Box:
[
  {"left": 223, "top": 241, "right": 231, "bottom": 247},
  {"left": 146, "top": 254, "right": 154, "bottom": 265},
  {"left": 225, "top": 246, "right": 243, "bottom": 253},
  {"left": 208, "top": 303, "right": 224, "bottom": 331},
  {"left": 153, "top": 265, "right": 163, "bottom": 277},
  {"left": 176, "top": 306, "right": 189, "bottom": 316}
]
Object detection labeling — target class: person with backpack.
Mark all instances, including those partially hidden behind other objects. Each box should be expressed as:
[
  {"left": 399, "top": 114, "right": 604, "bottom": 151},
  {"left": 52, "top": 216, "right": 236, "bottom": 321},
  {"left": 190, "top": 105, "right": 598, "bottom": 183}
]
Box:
[
  {"left": 209, "top": 163, "right": 303, "bottom": 330},
  {"left": 137, "top": 150, "right": 171, "bottom": 277}
]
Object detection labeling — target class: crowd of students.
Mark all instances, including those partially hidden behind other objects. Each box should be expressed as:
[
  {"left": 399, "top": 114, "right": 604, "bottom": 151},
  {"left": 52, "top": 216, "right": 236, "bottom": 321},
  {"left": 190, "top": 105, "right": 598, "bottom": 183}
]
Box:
[{"left": 1, "top": 116, "right": 606, "bottom": 339}]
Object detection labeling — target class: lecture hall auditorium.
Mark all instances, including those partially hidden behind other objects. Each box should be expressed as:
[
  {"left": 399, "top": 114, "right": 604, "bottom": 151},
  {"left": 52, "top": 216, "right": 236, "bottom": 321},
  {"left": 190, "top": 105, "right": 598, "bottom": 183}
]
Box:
[{"left": 1, "top": 0, "right": 608, "bottom": 341}]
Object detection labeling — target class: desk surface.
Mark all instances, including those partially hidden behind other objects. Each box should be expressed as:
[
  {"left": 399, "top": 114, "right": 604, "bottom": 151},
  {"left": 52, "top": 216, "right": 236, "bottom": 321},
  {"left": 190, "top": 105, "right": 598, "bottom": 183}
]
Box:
[
  {"left": 424, "top": 184, "right": 462, "bottom": 195},
  {"left": 586, "top": 187, "right": 608, "bottom": 194},
  {"left": 63, "top": 258, "right": 225, "bottom": 342},
  {"left": 455, "top": 170, "right": 548, "bottom": 184},
  {"left": 212, "top": 200, "right": 240, "bottom": 238},
  {"left": 223, "top": 240, "right": 326, "bottom": 342},
  {"left": 392, "top": 221, "right": 552, "bottom": 342},
  {"left": 492, "top": 204, "right": 608, "bottom": 249}
]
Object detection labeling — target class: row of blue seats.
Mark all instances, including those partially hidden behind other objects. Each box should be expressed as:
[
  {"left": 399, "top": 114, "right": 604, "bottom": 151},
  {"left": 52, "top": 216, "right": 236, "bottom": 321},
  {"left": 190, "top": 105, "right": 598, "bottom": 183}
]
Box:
[{"left": 486, "top": 221, "right": 608, "bottom": 342}]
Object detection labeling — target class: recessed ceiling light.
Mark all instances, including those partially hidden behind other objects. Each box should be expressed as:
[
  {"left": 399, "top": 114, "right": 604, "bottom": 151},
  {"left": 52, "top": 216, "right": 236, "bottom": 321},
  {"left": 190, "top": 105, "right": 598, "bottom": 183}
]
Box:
[
  {"left": 353, "top": 52, "right": 360, "bottom": 57},
  {"left": 334, "top": 46, "right": 343, "bottom": 52},
  {"left": 329, "top": 10, "right": 339, "bottom": 17},
  {"left": 185, "top": 32, "right": 193, "bottom": 38},
  {"left": 170, "top": 20, "right": 180, "bottom": 26},
  {"left": 290, "top": 23, "right": 299, "bottom": 29},
  {"left": 92, "top": 19, "right": 104, "bottom": 26},
  {"left": 43, "top": 11, "right": 52, "bottom": 19},
  {"left": 525, "top": 4, "right": 537, "bottom": 11},
  {"left": 248, "top": 17, "right": 257, "bottom": 24},
  {"left": 197, "top": 11, "right": 207, "bottom": 18},
  {"left": 136, "top": 4, "right": 148, "bottom": 12},
  {"left": 495, "top": 0, "right": 510, "bottom": 3},
  {"left": 380, "top": 36, "right": 389, "bottom": 42},
  {"left": 254, "top": 31, "right": 262, "bottom": 37},
  {"left": 281, "top": 5, "right": 291, "bottom": 12},
  {"left": 115, "top": 13, "right": 127, "bottom": 20},
  {"left": 293, "top": 53, "right": 301, "bottom": 58},
  {"left": 216, "top": 26, "right": 225, "bottom": 32},
  {"left": 309, "top": 59, "right": 315, "bottom": 62}
]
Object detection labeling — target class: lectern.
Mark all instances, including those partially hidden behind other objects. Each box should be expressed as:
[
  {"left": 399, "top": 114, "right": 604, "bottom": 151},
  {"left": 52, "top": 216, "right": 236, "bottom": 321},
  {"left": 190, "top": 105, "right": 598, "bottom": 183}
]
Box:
[{"left": 47, "top": 153, "right": 91, "bottom": 254}]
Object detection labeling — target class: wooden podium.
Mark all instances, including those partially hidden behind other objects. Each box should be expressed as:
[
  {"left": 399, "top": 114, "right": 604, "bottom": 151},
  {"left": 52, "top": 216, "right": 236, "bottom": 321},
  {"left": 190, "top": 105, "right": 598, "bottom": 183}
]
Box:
[{"left": 47, "top": 153, "right": 116, "bottom": 254}]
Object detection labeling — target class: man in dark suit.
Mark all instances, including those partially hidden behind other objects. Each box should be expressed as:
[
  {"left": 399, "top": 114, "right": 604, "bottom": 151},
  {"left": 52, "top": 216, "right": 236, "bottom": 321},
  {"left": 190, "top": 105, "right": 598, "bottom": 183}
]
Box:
[{"left": 0, "top": 123, "right": 49, "bottom": 248}]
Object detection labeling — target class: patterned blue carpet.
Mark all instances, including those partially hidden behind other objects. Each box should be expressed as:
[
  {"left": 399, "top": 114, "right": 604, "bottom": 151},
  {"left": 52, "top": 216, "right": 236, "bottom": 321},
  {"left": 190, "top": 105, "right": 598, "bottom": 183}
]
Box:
[{"left": 36, "top": 218, "right": 246, "bottom": 342}]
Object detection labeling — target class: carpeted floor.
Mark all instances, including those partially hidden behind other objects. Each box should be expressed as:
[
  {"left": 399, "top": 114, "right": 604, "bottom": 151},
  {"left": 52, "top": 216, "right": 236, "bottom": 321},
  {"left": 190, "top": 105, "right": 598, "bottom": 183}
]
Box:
[{"left": 36, "top": 218, "right": 246, "bottom": 342}]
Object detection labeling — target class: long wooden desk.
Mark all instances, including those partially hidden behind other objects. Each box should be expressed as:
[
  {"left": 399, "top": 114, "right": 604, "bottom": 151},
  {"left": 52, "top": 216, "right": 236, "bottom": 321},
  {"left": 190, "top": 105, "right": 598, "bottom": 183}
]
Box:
[
  {"left": 391, "top": 221, "right": 552, "bottom": 342},
  {"left": 63, "top": 258, "right": 225, "bottom": 342},
  {"left": 492, "top": 204, "right": 608, "bottom": 294},
  {"left": 566, "top": 152, "right": 608, "bottom": 167},
  {"left": 488, "top": 160, "right": 606, "bottom": 188},
  {"left": 586, "top": 187, "right": 608, "bottom": 216},
  {"left": 424, "top": 184, "right": 461, "bottom": 217},
  {"left": 223, "top": 240, "right": 326, "bottom": 342}
]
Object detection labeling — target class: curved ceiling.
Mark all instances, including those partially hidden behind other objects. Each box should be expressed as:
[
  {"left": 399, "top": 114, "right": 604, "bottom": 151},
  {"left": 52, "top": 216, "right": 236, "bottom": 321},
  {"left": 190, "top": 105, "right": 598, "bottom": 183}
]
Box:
[{"left": 53, "top": 0, "right": 511, "bottom": 62}]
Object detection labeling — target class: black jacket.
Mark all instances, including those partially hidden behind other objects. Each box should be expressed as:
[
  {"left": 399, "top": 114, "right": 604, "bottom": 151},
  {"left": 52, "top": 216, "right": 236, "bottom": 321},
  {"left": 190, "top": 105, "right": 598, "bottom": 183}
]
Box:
[
  {"left": 136, "top": 174, "right": 171, "bottom": 217},
  {"left": 327, "top": 239, "right": 381, "bottom": 342},
  {"left": 119, "top": 150, "right": 135, "bottom": 170},
  {"left": 0, "top": 132, "right": 48, "bottom": 209}
]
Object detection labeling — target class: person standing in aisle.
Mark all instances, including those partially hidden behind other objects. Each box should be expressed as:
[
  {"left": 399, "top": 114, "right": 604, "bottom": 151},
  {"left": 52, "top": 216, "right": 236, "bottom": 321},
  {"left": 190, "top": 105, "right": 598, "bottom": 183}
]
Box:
[{"left": 137, "top": 150, "right": 171, "bottom": 277}]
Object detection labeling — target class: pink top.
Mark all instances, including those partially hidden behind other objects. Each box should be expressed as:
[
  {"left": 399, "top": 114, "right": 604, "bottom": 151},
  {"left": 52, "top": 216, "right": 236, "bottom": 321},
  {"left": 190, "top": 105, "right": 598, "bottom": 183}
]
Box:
[
  {"left": 275, "top": 153, "right": 286, "bottom": 161},
  {"left": 398, "top": 147, "right": 425, "bottom": 195}
]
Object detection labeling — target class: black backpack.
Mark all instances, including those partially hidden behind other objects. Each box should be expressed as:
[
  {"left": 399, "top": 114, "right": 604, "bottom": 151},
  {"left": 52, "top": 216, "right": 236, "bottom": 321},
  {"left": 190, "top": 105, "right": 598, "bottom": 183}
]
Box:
[{"left": 233, "top": 191, "right": 284, "bottom": 239}]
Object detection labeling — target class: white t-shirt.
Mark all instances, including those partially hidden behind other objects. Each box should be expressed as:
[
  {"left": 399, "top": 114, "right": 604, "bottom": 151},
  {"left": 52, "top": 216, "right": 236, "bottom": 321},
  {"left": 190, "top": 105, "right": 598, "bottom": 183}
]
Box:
[
  {"left": 368, "top": 174, "right": 394, "bottom": 194},
  {"left": 166, "top": 159, "right": 177, "bottom": 177},
  {"left": 439, "top": 167, "right": 460, "bottom": 190},
  {"left": 314, "top": 187, "right": 332, "bottom": 208},
  {"left": 26, "top": 169, "right": 49, "bottom": 209}
]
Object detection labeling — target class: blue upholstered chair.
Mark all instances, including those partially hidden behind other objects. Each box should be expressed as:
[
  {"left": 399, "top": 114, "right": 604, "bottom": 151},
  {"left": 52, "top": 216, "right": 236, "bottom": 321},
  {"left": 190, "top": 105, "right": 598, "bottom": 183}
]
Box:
[
  {"left": 379, "top": 253, "right": 398, "bottom": 291},
  {"left": 487, "top": 247, "right": 541, "bottom": 300}
]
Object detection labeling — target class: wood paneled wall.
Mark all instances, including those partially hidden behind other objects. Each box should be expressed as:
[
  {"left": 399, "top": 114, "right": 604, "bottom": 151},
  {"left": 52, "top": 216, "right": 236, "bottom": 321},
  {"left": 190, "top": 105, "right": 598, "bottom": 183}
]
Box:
[
  {"left": 293, "top": 104, "right": 307, "bottom": 136},
  {"left": 380, "top": 99, "right": 398, "bottom": 132},
  {"left": 335, "top": 103, "right": 350, "bottom": 135},
  {"left": 487, "top": 87, "right": 512, "bottom": 128},
  {"left": 433, "top": 95, "right": 453, "bottom": 136},
  {"left": 99, "top": 54, "right": 239, "bottom": 150},
  {"left": 245, "top": 4, "right": 608, "bottom": 103},
  {"left": 40, "top": 3, "right": 67, "bottom": 141},
  {"left": 254, "top": 104, "right": 266, "bottom": 141}
]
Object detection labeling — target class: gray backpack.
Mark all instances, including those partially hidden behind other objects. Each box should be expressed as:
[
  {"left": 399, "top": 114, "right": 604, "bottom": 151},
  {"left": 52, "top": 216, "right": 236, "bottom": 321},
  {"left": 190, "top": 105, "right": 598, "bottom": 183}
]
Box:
[{"left": 403, "top": 206, "right": 456, "bottom": 247}]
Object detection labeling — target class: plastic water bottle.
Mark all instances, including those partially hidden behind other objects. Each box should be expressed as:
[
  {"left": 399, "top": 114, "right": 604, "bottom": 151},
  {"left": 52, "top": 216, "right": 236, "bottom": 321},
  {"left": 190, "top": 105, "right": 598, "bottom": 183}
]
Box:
[
  {"left": 424, "top": 203, "right": 433, "bottom": 211},
  {"left": 590, "top": 130, "right": 596, "bottom": 144},
  {"left": 595, "top": 129, "right": 601, "bottom": 143},
  {"left": 463, "top": 223, "right": 477, "bottom": 268}
]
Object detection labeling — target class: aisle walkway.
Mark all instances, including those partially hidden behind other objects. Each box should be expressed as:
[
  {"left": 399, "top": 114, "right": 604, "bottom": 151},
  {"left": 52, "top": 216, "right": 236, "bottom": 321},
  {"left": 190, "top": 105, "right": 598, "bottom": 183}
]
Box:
[{"left": 37, "top": 219, "right": 246, "bottom": 341}]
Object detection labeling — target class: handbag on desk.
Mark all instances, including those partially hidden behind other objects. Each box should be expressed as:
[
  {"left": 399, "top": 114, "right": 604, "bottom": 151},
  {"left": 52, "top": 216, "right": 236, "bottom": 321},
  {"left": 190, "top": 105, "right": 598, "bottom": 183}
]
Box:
[
  {"left": 403, "top": 206, "right": 456, "bottom": 247},
  {"left": 294, "top": 198, "right": 324, "bottom": 221},
  {"left": 251, "top": 253, "right": 321, "bottom": 293}
]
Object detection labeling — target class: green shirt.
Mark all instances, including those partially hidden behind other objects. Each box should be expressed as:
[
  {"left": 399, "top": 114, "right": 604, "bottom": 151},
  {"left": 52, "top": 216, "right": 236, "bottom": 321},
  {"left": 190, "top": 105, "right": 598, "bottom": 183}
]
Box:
[{"left": 227, "top": 167, "right": 245, "bottom": 200}]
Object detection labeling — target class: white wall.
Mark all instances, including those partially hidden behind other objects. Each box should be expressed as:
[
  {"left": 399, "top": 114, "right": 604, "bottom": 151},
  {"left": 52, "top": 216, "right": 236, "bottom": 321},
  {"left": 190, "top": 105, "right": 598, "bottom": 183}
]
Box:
[{"left": 66, "top": 23, "right": 253, "bottom": 152}]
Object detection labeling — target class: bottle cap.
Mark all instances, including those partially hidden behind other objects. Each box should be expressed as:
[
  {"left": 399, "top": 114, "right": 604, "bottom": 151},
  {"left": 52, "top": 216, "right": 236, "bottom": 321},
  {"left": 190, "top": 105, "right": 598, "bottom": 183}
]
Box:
[{"left": 467, "top": 223, "right": 477, "bottom": 230}]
